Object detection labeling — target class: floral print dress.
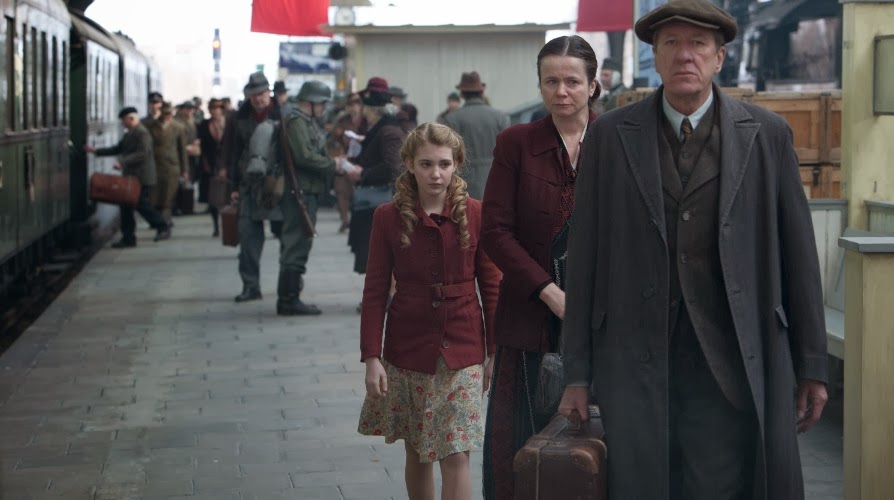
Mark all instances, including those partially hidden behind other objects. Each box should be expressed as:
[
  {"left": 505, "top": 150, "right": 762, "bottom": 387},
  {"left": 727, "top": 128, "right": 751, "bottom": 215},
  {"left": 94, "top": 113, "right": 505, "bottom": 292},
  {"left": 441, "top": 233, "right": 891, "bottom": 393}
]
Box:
[{"left": 358, "top": 356, "right": 485, "bottom": 463}]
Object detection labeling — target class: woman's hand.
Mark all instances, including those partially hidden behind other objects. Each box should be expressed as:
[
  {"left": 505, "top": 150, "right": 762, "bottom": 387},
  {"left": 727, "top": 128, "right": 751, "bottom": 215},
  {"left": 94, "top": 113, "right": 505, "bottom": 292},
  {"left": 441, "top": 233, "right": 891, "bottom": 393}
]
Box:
[
  {"left": 346, "top": 166, "right": 363, "bottom": 183},
  {"left": 539, "top": 283, "right": 566, "bottom": 320},
  {"left": 364, "top": 358, "right": 388, "bottom": 398},
  {"left": 483, "top": 355, "right": 496, "bottom": 394}
]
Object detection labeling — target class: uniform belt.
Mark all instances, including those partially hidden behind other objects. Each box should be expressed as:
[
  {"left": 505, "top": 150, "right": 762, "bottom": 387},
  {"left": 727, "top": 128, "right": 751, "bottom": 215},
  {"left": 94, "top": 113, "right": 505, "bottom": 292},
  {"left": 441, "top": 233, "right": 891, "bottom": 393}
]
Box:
[{"left": 397, "top": 281, "right": 476, "bottom": 299}]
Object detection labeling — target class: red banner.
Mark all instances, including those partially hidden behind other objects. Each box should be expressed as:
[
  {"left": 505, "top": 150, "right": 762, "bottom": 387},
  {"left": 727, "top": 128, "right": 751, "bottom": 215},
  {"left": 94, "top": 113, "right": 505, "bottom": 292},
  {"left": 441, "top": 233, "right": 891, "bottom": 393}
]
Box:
[
  {"left": 577, "top": 0, "right": 634, "bottom": 32},
  {"left": 251, "top": 0, "right": 331, "bottom": 37}
]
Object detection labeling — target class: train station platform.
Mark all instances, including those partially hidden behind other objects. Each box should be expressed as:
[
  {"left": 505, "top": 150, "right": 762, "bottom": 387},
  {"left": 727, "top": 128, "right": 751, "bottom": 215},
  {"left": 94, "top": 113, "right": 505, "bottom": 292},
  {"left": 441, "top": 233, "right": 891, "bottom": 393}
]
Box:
[{"left": 0, "top": 208, "right": 844, "bottom": 500}]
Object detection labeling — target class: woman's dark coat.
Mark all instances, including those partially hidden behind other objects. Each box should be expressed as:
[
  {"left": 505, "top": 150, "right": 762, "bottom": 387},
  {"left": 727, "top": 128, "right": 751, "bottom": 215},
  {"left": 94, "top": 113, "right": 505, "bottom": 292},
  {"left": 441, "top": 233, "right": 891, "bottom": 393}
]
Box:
[{"left": 562, "top": 88, "right": 828, "bottom": 500}]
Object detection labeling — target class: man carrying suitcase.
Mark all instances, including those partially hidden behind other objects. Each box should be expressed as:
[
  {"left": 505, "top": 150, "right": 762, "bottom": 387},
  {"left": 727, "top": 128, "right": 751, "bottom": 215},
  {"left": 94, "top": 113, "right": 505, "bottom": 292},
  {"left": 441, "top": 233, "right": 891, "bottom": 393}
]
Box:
[
  {"left": 560, "top": 1, "right": 828, "bottom": 499},
  {"left": 86, "top": 107, "right": 171, "bottom": 248}
]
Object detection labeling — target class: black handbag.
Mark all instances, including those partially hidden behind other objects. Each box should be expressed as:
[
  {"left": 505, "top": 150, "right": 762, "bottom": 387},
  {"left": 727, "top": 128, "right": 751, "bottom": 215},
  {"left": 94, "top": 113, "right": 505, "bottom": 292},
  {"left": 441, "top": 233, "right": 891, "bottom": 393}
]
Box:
[{"left": 352, "top": 184, "right": 392, "bottom": 213}]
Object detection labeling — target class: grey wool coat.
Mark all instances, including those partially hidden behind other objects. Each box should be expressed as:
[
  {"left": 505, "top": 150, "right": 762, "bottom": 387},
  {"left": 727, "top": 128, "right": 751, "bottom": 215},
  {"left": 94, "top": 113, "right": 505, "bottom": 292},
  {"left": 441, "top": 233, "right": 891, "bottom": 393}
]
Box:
[
  {"left": 562, "top": 86, "right": 827, "bottom": 500},
  {"left": 440, "top": 98, "right": 510, "bottom": 200}
]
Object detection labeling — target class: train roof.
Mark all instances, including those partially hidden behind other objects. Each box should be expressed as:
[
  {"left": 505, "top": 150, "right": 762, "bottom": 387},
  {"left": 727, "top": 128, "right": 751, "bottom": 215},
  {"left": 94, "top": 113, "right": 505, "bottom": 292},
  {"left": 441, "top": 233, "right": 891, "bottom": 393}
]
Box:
[
  {"left": 69, "top": 10, "right": 117, "bottom": 52},
  {"left": 18, "top": 0, "right": 71, "bottom": 25},
  {"left": 110, "top": 31, "right": 148, "bottom": 69}
]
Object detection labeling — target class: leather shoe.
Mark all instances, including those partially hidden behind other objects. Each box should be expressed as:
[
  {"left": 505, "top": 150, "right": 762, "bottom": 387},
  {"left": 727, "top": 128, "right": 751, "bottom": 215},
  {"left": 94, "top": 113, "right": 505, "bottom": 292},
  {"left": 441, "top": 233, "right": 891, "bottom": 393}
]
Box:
[
  {"left": 111, "top": 240, "right": 136, "bottom": 249},
  {"left": 277, "top": 299, "right": 322, "bottom": 316},
  {"left": 235, "top": 288, "right": 262, "bottom": 303},
  {"left": 154, "top": 228, "right": 171, "bottom": 242}
]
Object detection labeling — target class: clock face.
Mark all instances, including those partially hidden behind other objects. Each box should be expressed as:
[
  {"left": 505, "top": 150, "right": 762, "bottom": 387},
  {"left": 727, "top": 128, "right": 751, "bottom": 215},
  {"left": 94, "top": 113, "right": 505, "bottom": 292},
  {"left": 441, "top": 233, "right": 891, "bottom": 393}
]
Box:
[{"left": 334, "top": 7, "right": 356, "bottom": 26}]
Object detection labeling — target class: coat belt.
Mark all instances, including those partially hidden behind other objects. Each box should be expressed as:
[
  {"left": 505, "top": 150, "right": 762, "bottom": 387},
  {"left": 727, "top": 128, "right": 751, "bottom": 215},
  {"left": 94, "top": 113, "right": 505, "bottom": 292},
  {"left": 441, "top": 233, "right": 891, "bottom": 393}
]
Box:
[{"left": 397, "top": 281, "right": 476, "bottom": 299}]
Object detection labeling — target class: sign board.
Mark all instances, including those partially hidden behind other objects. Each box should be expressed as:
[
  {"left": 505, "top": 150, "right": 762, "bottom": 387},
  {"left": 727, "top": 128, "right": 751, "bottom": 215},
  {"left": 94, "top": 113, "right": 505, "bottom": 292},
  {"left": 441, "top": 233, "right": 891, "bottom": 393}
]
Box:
[{"left": 279, "top": 42, "right": 343, "bottom": 75}]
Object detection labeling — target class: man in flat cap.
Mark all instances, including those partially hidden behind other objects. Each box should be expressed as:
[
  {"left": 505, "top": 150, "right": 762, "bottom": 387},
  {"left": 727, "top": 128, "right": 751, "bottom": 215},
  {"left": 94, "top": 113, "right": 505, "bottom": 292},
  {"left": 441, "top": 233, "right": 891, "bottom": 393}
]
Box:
[
  {"left": 86, "top": 107, "right": 171, "bottom": 247},
  {"left": 559, "top": 1, "right": 828, "bottom": 499},
  {"left": 223, "top": 71, "right": 284, "bottom": 303},
  {"left": 597, "top": 57, "right": 628, "bottom": 112},
  {"left": 440, "top": 71, "right": 509, "bottom": 199}
]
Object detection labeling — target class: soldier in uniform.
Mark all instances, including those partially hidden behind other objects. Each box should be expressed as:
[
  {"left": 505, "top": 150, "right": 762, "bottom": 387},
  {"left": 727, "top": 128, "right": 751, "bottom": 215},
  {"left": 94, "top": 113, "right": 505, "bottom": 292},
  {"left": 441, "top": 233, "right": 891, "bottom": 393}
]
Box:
[
  {"left": 225, "top": 71, "right": 283, "bottom": 303},
  {"left": 277, "top": 81, "right": 338, "bottom": 316},
  {"left": 176, "top": 101, "right": 200, "bottom": 185},
  {"left": 145, "top": 102, "right": 188, "bottom": 226},
  {"left": 86, "top": 107, "right": 170, "bottom": 247},
  {"left": 145, "top": 91, "right": 163, "bottom": 122}
]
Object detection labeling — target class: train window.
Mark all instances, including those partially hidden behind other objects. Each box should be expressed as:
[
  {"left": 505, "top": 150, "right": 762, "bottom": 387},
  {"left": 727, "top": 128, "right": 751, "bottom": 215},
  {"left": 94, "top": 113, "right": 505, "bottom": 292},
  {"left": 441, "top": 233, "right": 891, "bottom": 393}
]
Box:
[
  {"left": 41, "top": 31, "right": 47, "bottom": 128},
  {"left": 94, "top": 56, "right": 100, "bottom": 122},
  {"left": 22, "top": 24, "right": 29, "bottom": 129},
  {"left": 31, "top": 27, "right": 37, "bottom": 129},
  {"left": 5, "top": 17, "right": 13, "bottom": 131},
  {"left": 51, "top": 36, "right": 57, "bottom": 127},
  {"left": 62, "top": 41, "right": 67, "bottom": 126}
]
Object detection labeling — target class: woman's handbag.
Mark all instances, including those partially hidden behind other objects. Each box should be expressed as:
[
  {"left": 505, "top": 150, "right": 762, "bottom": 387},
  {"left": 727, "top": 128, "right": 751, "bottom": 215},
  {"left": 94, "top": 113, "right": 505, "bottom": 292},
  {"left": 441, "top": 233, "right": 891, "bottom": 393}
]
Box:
[
  {"left": 208, "top": 176, "right": 230, "bottom": 208},
  {"left": 528, "top": 217, "right": 573, "bottom": 420},
  {"left": 351, "top": 184, "right": 393, "bottom": 213}
]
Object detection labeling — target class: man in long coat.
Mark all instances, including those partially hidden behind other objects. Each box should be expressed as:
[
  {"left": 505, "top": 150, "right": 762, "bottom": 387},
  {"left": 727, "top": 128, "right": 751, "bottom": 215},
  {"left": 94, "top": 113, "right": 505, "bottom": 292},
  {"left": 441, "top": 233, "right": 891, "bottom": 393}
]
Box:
[
  {"left": 440, "top": 71, "right": 510, "bottom": 200},
  {"left": 559, "top": 1, "right": 829, "bottom": 499}
]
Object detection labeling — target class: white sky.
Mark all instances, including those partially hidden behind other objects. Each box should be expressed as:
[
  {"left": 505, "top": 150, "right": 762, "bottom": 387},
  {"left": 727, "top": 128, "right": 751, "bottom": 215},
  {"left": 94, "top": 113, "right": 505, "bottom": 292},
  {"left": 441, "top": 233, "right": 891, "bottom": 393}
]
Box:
[{"left": 86, "top": 0, "right": 579, "bottom": 103}]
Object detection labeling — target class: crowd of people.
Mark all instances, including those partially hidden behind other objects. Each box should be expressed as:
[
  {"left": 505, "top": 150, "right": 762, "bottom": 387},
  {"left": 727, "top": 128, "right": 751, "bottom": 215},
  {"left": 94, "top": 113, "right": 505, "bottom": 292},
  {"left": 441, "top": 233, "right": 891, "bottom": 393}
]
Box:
[{"left": 90, "top": 1, "right": 832, "bottom": 499}]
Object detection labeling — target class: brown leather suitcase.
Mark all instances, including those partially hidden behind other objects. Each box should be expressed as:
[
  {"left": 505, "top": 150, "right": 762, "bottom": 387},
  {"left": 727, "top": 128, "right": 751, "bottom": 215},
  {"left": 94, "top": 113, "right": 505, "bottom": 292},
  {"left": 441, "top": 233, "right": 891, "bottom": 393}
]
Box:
[
  {"left": 514, "top": 406, "right": 607, "bottom": 500},
  {"left": 177, "top": 183, "right": 195, "bottom": 214},
  {"left": 89, "top": 173, "right": 141, "bottom": 207},
  {"left": 220, "top": 204, "right": 239, "bottom": 247}
]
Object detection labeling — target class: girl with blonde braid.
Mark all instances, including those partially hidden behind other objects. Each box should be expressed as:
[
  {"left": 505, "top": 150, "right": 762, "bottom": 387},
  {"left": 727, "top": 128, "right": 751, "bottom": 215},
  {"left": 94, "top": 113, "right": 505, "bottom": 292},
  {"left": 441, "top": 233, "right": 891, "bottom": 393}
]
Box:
[{"left": 358, "top": 123, "right": 501, "bottom": 500}]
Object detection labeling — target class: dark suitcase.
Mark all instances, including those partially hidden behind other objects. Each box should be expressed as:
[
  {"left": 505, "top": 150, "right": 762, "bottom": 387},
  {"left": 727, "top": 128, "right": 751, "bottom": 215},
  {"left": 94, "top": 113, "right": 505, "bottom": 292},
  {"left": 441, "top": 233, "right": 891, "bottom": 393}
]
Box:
[
  {"left": 220, "top": 204, "right": 239, "bottom": 247},
  {"left": 89, "top": 173, "right": 141, "bottom": 207},
  {"left": 208, "top": 176, "right": 230, "bottom": 208},
  {"left": 514, "top": 406, "right": 607, "bottom": 500},
  {"left": 177, "top": 183, "right": 195, "bottom": 214}
]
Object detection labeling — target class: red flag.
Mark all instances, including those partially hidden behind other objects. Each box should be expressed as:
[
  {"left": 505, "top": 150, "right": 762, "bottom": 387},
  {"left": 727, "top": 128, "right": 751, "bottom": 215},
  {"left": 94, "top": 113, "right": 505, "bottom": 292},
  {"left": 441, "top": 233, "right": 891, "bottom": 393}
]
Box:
[
  {"left": 251, "top": 0, "right": 331, "bottom": 37},
  {"left": 577, "top": 0, "right": 633, "bottom": 32}
]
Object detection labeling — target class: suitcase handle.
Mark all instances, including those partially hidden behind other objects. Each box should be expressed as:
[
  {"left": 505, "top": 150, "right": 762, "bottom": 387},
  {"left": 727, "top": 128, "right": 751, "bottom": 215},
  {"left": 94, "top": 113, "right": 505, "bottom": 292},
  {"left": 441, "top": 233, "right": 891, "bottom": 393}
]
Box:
[{"left": 567, "top": 409, "right": 583, "bottom": 432}]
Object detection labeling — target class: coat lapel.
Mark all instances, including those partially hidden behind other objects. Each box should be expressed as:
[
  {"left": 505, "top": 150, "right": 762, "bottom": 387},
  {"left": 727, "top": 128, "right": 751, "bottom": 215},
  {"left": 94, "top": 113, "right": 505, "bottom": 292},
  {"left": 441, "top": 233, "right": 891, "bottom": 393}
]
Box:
[
  {"left": 618, "top": 92, "right": 666, "bottom": 242},
  {"left": 717, "top": 88, "right": 761, "bottom": 224}
]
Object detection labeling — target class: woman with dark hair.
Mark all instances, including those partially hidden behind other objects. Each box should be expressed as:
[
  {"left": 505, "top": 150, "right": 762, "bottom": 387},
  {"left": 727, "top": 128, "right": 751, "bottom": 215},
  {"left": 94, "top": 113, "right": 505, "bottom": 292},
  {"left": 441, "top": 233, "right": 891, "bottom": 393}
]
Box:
[
  {"left": 196, "top": 98, "right": 227, "bottom": 236},
  {"left": 342, "top": 77, "right": 407, "bottom": 279},
  {"left": 479, "top": 35, "right": 601, "bottom": 499}
]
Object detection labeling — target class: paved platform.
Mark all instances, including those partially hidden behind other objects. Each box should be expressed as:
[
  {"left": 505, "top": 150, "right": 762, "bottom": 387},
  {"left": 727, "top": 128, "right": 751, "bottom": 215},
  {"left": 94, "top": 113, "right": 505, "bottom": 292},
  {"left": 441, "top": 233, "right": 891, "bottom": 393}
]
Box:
[{"left": 0, "top": 208, "right": 843, "bottom": 500}]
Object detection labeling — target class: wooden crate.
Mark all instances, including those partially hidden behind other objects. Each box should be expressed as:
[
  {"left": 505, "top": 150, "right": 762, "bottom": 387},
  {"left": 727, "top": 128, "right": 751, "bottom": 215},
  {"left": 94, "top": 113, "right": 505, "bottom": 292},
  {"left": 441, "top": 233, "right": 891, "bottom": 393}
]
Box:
[
  {"left": 746, "top": 93, "right": 823, "bottom": 164},
  {"left": 613, "top": 89, "right": 842, "bottom": 167},
  {"left": 824, "top": 93, "right": 842, "bottom": 164},
  {"left": 799, "top": 164, "right": 841, "bottom": 199}
]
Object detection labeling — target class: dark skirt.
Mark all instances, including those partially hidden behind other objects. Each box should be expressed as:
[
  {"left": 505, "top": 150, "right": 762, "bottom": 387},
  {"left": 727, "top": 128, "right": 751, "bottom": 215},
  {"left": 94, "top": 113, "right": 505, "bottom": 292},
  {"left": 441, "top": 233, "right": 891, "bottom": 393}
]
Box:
[
  {"left": 348, "top": 207, "right": 375, "bottom": 274},
  {"left": 197, "top": 174, "right": 210, "bottom": 204},
  {"left": 483, "top": 346, "right": 551, "bottom": 500}
]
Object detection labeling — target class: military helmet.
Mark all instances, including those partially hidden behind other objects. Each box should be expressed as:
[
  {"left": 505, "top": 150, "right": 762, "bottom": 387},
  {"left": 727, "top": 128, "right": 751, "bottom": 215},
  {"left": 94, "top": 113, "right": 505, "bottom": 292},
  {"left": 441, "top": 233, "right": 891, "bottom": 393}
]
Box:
[{"left": 296, "top": 81, "right": 332, "bottom": 103}]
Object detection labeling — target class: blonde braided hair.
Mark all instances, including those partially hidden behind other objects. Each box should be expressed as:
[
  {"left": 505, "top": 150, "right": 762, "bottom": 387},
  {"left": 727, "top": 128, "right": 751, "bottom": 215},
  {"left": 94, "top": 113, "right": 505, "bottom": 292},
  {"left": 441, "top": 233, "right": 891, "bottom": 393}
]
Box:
[{"left": 395, "top": 123, "right": 470, "bottom": 249}]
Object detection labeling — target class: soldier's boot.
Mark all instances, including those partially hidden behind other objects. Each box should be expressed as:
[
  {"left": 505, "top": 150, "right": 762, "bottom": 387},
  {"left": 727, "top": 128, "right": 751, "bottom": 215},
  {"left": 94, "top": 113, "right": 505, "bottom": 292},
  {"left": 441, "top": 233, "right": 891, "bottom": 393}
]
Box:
[
  {"left": 276, "top": 271, "right": 322, "bottom": 316},
  {"left": 234, "top": 286, "right": 262, "bottom": 303}
]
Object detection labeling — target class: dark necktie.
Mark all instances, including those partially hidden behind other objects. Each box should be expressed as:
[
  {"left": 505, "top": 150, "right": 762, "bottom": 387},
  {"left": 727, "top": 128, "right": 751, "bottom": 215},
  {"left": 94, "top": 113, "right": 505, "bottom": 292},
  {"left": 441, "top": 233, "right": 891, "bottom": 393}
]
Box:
[{"left": 680, "top": 117, "right": 693, "bottom": 144}]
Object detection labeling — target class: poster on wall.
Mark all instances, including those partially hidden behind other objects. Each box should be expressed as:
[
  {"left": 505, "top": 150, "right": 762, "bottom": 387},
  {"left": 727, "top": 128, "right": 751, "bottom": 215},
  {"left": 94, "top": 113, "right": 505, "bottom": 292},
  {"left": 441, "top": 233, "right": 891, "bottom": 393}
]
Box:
[{"left": 635, "top": 0, "right": 665, "bottom": 87}]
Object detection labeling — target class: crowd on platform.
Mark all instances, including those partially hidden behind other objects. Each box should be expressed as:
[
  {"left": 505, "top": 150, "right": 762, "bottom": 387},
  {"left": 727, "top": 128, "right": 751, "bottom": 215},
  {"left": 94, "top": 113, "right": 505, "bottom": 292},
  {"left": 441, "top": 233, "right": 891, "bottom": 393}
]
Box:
[{"left": 87, "top": 1, "right": 832, "bottom": 499}]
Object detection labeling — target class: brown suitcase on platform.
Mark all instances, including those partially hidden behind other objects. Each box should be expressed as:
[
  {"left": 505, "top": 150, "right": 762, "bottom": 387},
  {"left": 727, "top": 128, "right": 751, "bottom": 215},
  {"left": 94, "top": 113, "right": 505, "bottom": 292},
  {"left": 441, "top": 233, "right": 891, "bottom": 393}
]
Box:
[
  {"left": 514, "top": 406, "right": 607, "bottom": 500},
  {"left": 220, "top": 204, "right": 239, "bottom": 247},
  {"left": 89, "top": 173, "right": 141, "bottom": 207}
]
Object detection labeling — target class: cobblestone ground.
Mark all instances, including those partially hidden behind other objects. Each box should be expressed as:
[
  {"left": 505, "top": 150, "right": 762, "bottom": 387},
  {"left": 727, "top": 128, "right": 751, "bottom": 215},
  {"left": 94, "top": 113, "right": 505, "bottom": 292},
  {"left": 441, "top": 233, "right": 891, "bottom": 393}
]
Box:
[{"left": 0, "top": 208, "right": 842, "bottom": 500}]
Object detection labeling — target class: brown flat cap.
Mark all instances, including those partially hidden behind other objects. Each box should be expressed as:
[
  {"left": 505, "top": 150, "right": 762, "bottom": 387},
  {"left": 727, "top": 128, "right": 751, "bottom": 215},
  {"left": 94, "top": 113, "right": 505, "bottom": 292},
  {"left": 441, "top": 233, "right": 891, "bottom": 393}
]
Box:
[{"left": 635, "top": 0, "right": 737, "bottom": 45}]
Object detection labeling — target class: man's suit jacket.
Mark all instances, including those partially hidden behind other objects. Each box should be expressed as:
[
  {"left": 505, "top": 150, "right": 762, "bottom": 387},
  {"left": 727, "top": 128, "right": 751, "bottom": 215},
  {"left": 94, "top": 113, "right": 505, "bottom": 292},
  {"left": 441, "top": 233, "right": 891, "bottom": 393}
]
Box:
[
  {"left": 442, "top": 98, "right": 510, "bottom": 200},
  {"left": 95, "top": 123, "right": 157, "bottom": 186},
  {"left": 562, "top": 86, "right": 827, "bottom": 500}
]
